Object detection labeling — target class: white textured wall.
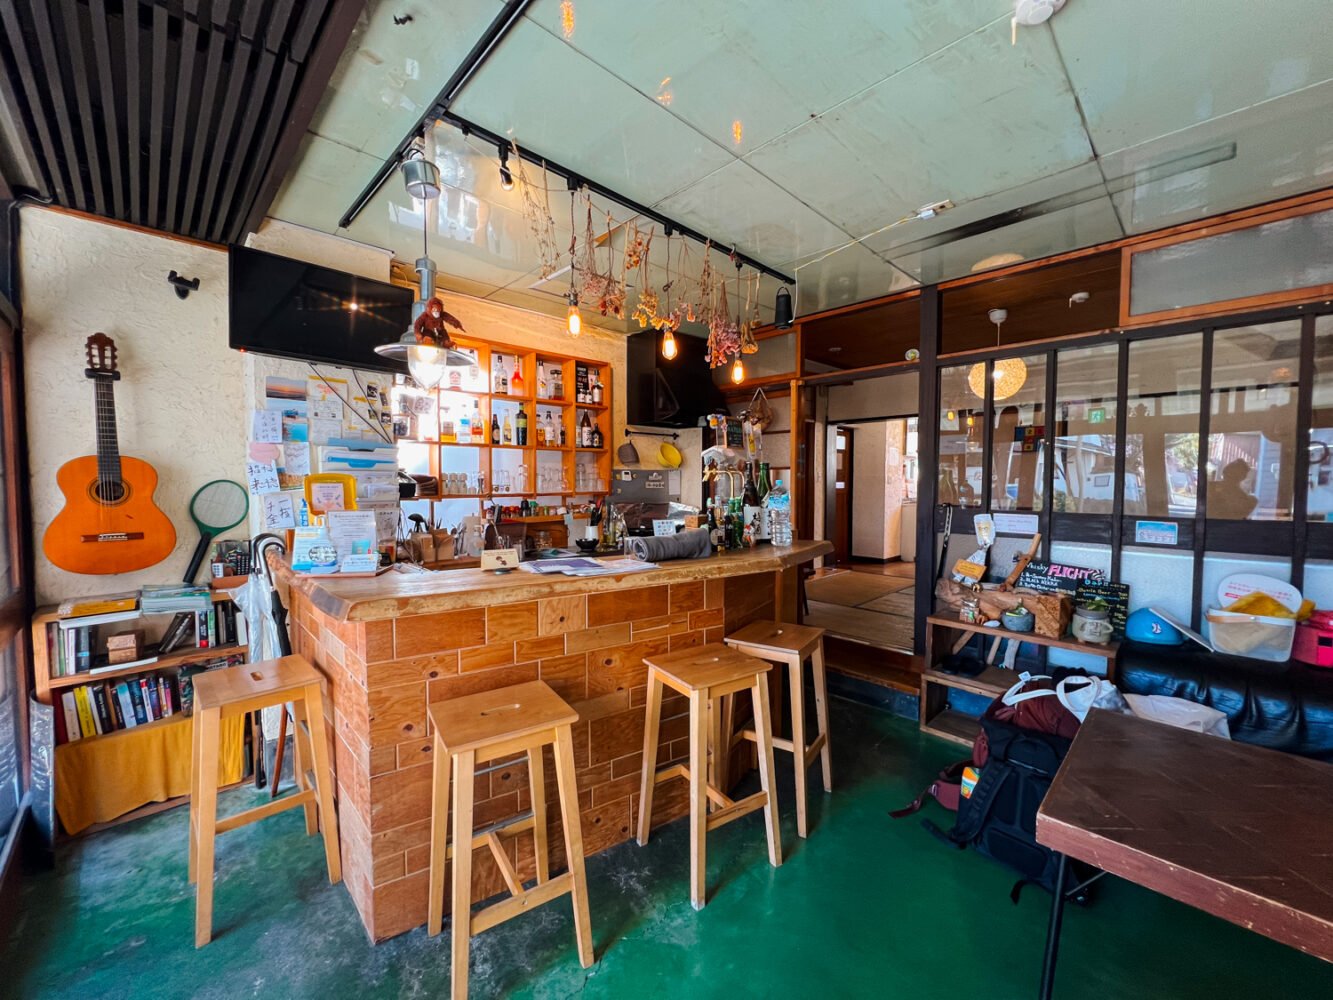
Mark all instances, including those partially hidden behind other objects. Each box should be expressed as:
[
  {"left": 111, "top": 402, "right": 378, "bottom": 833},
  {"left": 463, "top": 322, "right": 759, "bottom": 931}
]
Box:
[
  {"left": 827, "top": 371, "right": 919, "bottom": 422},
  {"left": 22, "top": 208, "right": 245, "bottom": 604},
  {"left": 22, "top": 211, "right": 632, "bottom": 605}
]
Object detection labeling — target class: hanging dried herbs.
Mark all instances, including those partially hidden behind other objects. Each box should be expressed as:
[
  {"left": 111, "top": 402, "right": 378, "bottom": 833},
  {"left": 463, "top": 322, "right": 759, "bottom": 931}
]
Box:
[
  {"left": 739, "top": 269, "right": 760, "bottom": 354},
  {"left": 573, "top": 195, "right": 624, "bottom": 318},
  {"left": 514, "top": 144, "right": 560, "bottom": 279},
  {"left": 629, "top": 224, "right": 659, "bottom": 329}
]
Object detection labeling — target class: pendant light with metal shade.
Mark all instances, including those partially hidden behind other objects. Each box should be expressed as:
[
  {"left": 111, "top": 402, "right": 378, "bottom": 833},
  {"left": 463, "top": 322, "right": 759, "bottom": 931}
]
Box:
[
  {"left": 774, "top": 284, "right": 794, "bottom": 329},
  {"left": 374, "top": 146, "right": 472, "bottom": 388}
]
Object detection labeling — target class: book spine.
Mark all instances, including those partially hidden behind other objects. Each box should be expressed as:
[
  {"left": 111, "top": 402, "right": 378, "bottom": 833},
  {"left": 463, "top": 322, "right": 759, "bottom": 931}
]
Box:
[
  {"left": 158, "top": 677, "right": 173, "bottom": 717},
  {"left": 47, "top": 624, "right": 59, "bottom": 678},
  {"left": 107, "top": 683, "right": 123, "bottom": 730},
  {"left": 146, "top": 678, "right": 161, "bottom": 720},
  {"left": 138, "top": 678, "right": 157, "bottom": 721},
  {"left": 76, "top": 627, "right": 92, "bottom": 673},
  {"left": 65, "top": 629, "right": 76, "bottom": 676},
  {"left": 115, "top": 683, "right": 138, "bottom": 729},
  {"left": 196, "top": 610, "right": 206, "bottom": 649},
  {"left": 61, "top": 692, "right": 81, "bottom": 742},
  {"left": 208, "top": 606, "right": 217, "bottom": 647},
  {"left": 74, "top": 686, "right": 97, "bottom": 738},
  {"left": 128, "top": 682, "right": 147, "bottom": 725},
  {"left": 91, "top": 684, "right": 112, "bottom": 734},
  {"left": 53, "top": 695, "right": 68, "bottom": 744}
]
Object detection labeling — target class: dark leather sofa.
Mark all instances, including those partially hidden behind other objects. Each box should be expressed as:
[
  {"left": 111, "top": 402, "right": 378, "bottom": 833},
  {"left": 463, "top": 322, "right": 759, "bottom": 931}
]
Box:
[{"left": 1117, "top": 641, "right": 1333, "bottom": 762}]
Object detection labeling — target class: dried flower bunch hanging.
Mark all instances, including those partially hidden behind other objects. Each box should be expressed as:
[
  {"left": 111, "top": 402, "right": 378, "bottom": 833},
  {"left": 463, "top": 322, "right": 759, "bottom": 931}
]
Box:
[
  {"left": 628, "top": 224, "right": 659, "bottom": 329},
  {"left": 513, "top": 144, "right": 560, "bottom": 279},
  {"left": 656, "top": 231, "right": 682, "bottom": 333},
  {"left": 706, "top": 256, "right": 739, "bottom": 368},
  {"left": 573, "top": 195, "right": 624, "bottom": 318},
  {"left": 739, "top": 269, "right": 760, "bottom": 354}
]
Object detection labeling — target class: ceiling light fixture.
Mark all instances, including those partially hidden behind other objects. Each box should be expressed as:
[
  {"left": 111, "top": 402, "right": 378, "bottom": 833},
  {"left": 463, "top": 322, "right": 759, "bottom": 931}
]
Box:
[
  {"left": 498, "top": 145, "right": 514, "bottom": 191},
  {"left": 660, "top": 229, "right": 679, "bottom": 360},
  {"left": 400, "top": 147, "right": 441, "bottom": 201},
  {"left": 374, "top": 150, "right": 471, "bottom": 387},
  {"left": 968, "top": 307, "right": 1026, "bottom": 400},
  {"left": 774, "top": 285, "right": 794, "bottom": 329},
  {"left": 971, "top": 252, "right": 1025, "bottom": 273},
  {"left": 731, "top": 356, "right": 745, "bottom": 384},
  {"left": 566, "top": 188, "right": 581, "bottom": 336}
]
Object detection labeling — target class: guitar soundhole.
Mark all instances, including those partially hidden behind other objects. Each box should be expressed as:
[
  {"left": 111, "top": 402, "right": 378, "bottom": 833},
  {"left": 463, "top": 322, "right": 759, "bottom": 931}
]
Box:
[{"left": 87, "top": 480, "right": 129, "bottom": 505}]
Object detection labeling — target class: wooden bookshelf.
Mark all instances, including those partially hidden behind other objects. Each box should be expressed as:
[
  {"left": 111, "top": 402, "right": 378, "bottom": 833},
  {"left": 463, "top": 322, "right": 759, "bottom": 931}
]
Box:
[
  {"left": 395, "top": 338, "right": 613, "bottom": 513},
  {"left": 31, "top": 593, "right": 249, "bottom": 835}
]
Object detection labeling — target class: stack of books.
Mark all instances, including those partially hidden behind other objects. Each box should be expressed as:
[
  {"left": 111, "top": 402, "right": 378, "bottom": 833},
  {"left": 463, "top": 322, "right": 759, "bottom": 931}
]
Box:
[{"left": 138, "top": 584, "right": 211, "bottom": 615}]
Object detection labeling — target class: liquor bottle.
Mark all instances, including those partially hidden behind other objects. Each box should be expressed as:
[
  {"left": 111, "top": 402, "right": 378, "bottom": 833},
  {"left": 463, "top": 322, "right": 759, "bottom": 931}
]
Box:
[
  {"left": 490, "top": 412, "right": 500, "bottom": 445},
  {"left": 552, "top": 366, "right": 564, "bottom": 400},
  {"left": 516, "top": 404, "right": 528, "bottom": 446},
  {"left": 471, "top": 400, "right": 483, "bottom": 443},
  {"left": 743, "top": 462, "right": 761, "bottom": 507},
  {"left": 448, "top": 366, "right": 461, "bottom": 390},
  {"left": 511, "top": 362, "right": 525, "bottom": 396},
  {"left": 591, "top": 374, "right": 603, "bottom": 405},
  {"left": 503, "top": 411, "right": 513, "bottom": 444},
  {"left": 538, "top": 363, "right": 547, "bottom": 399},
  {"left": 440, "top": 406, "right": 455, "bottom": 443},
  {"left": 499, "top": 356, "right": 509, "bottom": 395},
  {"left": 757, "top": 462, "right": 772, "bottom": 500},
  {"left": 493, "top": 356, "right": 504, "bottom": 394},
  {"left": 591, "top": 424, "right": 603, "bottom": 449},
  {"left": 707, "top": 505, "right": 722, "bottom": 552},
  {"left": 559, "top": 417, "right": 567, "bottom": 447},
  {"left": 579, "top": 411, "right": 593, "bottom": 448},
  {"left": 456, "top": 407, "right": 469, "bottom": 443}
]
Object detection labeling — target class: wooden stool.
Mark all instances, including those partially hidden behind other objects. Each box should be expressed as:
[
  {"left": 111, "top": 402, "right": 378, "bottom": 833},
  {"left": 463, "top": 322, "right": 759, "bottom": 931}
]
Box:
[
  {"left": 725, "top": 621, "right": 832, "bottom": 838},
  {"left": 427, "top": 680, "right": 593, "bottom": 1000},
  {"left": 637, "top": 643, "right": 782, "bottom": 911},
  {"left": 189, "top": 655, "right": 340, "bottom": 947}
]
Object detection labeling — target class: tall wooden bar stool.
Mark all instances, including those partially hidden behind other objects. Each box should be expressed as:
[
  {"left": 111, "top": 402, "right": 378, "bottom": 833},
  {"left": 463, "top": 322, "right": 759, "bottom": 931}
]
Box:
[
  {"left": 427, "top": 680, "right": 593, "bottom": 1000},
  {"left": 637, "top": 643, "right": 782, "bottom": 911},
  {"left": 189, "top": 655, "right": 340, "bottom": 947},
  {"left": 725, "top": 621, "right": 832, "bottom": 838}
]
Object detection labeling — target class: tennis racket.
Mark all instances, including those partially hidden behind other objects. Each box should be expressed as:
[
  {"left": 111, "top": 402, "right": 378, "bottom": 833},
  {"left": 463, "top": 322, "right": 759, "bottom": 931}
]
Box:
[{"left": 183, "top": 479, "right": 249, "bottom": 583}]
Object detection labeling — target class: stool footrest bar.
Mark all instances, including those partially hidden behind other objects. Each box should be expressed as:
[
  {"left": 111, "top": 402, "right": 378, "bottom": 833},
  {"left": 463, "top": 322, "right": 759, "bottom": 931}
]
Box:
[
  {"left": 471, "top": 872, "right": 574, "bottom": 935},
  {"left": 214, "top": 790, "right": 316, "bottom": 834}
]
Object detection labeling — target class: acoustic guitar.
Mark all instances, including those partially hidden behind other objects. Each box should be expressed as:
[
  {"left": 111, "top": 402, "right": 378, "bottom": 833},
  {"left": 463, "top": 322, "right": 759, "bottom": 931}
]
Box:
[{"left": 43, "top": 334, "right": 176, "bottom": 574}]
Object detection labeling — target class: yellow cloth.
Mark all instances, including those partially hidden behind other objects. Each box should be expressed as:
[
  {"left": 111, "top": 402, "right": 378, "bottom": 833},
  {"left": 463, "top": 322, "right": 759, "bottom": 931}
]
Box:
[{"left": 55, "top": 714, "right": 244, "bottom": 835}]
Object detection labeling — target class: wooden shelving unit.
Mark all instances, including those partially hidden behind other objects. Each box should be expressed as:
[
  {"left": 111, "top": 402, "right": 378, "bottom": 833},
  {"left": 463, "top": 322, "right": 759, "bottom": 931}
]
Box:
[
  {"left": 32, "top": 593, "right": 249, "bottom": 835},
  {"left": 395, "top": 338, "right": 613, "bottom": 515},
  {"left": 919, "top": 613, "right": 1119, "bottom": 747}
]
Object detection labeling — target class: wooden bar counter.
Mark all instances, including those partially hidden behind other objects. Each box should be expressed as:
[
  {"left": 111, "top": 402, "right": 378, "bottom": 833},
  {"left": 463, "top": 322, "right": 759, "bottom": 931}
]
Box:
[{"left": 273, "top": 540, "right": 831, "bottom": 941}]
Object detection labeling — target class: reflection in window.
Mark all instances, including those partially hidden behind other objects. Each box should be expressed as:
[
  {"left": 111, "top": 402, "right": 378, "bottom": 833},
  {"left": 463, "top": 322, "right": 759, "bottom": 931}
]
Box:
[
  {"left": 1053, "top": 344, "right": 1118, "bottom": 513},
  {"left": 1309, "top": 316, "right": 1333, "bottom": 521},
  {"left": 1207, "top": 321, "right": 1300, "bottom": 520},
  {"left": 938, "top": 364, "right": 984, "bottom": 508},
  {"left": 990, "top": 355, "right": 1047, "bottom": 510},
  {"left": 1126, "top": 334, "right": 1203, "bottom": 517}
]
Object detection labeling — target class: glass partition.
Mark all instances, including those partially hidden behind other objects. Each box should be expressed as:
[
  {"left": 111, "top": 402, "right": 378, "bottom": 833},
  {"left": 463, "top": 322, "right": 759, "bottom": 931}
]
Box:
[
  {"left": 990, "top": 355, "right": 1047, "bottom": 510},
  {"left": 1053, "top": 344, "right": 1119, "bottom": 513},
  {"left": 1125, "top": 334, "right": 1203, "bottom": 517},
  {"left": 1309, "top": 316, "right": 1333, "bottom": 521},
  {"left": 938, "top": 364, "right": 985, "bottom": 508},
  {"left": 1207, "top": 321, "right": 1300, "bottom": 519}
]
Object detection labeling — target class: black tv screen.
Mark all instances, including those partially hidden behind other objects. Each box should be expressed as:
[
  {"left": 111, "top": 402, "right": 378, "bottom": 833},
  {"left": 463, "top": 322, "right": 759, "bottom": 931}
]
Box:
[{"left": 228, "top": 245, "right": 412, "bottom": 372}]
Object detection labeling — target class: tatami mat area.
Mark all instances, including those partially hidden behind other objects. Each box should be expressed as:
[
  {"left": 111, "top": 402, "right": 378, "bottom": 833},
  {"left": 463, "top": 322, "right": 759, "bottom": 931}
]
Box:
[{"left": 806, "top": 566, "right": 915, "bottom": 652}]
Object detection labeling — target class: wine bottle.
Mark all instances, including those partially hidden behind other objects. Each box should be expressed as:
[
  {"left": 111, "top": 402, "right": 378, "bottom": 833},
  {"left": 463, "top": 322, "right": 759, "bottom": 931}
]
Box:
[
  {"left": 591, "top": 375, "right": 603, "bottom": 405},
  {"left": 591, "top": 424, "right": 603, "bottom": 449},
  {"left": 516, "top": 404, "right": 528, "bottom": 446},
  {"left": 579, "top": 411, "right": 593, "bottom": 448},
  {"left": 743, "top": 462, "right": 761, "bottom": 507}
]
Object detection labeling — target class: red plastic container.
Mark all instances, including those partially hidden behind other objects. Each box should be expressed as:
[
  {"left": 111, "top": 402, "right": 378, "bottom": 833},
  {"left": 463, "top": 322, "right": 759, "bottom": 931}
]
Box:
[{"left": 1293, "top": 610, "right": 1333, "bottom": 668}]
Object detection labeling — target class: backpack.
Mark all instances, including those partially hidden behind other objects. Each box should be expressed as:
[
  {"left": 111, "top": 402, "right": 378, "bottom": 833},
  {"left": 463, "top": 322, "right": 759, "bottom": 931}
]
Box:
[{"left": 893, "top": 675, "right": 1099, "bottom": 903}]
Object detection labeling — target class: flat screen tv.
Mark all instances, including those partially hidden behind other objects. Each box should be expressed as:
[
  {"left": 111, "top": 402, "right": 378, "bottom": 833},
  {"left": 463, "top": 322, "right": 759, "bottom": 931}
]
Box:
[{"left": 228, "top": 245, "right": 412, "bottom": 372}]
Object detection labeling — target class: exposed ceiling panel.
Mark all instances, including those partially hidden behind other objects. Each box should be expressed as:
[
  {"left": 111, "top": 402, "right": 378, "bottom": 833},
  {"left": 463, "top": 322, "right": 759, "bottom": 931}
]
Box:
[
  {"left": 0, "top": 0, "right": 361, "bottom": 244},
  {"left": 265, "top": 0, "right": 1333, "bottom": 324}
]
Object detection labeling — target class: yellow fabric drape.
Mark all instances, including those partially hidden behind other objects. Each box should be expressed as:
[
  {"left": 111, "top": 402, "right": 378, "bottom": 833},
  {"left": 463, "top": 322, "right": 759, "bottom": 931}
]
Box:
[{"left": 54, "top": 714, "right": 244, "bottom": 835}]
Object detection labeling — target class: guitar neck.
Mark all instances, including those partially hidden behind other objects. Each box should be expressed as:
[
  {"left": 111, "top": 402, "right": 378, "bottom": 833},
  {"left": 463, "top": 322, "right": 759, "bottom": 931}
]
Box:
[{"left": 93, "top": 378, "right": 122, "bottom": 486}]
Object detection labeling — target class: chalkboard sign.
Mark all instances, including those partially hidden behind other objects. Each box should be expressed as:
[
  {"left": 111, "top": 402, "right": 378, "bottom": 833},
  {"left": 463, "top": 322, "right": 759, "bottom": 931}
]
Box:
[
  {"left": 1075, "top": 579, "right": 1131, "bottom": 637},
  {"left": 1015, "top": 559, "right": 1105, "bottom": 596}
]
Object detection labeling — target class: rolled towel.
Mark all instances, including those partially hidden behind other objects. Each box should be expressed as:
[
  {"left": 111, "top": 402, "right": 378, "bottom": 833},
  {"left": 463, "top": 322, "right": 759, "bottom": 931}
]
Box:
[{"left": 625, "top": 526, "right": 712, "bottom": 562}]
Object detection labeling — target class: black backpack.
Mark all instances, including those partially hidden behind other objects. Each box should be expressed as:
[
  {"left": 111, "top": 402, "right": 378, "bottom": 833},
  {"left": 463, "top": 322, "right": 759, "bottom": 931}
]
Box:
[{"left": 893, "top": 713, "right": 1098, "bottom": 904}]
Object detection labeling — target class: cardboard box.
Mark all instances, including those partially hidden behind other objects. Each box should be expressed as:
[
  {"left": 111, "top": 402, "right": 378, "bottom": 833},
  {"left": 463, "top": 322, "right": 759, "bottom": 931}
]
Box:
[{"left": 105, "top": 629, "right": 144, "bottom": 655}]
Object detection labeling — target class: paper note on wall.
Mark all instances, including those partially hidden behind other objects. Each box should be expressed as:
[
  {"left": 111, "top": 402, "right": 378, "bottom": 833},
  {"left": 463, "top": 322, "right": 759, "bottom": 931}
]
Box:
[
  {"left": 310, "top": 481, "right": 346, "bottom": 512},
  {"left": 246, "top": 460, "right": 280, "bottom": 496},
  {"left": 252, "top": 409, "right": 282, "bottom": 444},
  {"left": 310, "top": 417, "right": 341, "bottom": 445},
  {"left": 308, "top": 376, "right": 346, "bottom": 422},
  {"left": 260, "top": 492, "right": 297, "bottom": 531},
  {"left": 282, "top": 441, "right": 311, "bottom": 477}
]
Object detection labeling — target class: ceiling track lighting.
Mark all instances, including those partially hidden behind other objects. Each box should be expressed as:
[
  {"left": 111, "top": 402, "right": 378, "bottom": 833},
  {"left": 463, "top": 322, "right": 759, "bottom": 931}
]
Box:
[{"left": 498, "top": 143, "right": 514, "bottom": 192}]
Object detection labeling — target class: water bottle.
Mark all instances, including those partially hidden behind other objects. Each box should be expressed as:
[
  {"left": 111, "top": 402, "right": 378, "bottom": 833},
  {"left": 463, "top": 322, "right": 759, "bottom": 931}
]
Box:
[{"left": 765, "top": 480, "right": 791, "bottom": 546}]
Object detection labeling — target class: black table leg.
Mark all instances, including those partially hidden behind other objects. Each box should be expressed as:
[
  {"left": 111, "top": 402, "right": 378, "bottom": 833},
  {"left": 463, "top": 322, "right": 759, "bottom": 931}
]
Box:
[{"left": 1039, "top": 852, "right": 1069, "bottom": 1000}]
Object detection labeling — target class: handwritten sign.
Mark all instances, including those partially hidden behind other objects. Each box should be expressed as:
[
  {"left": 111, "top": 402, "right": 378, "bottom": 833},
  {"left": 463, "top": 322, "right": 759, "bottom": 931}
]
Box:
[
  {"left": 251, "top": 409, "right": 282, "bottom": 444},
  {"left": 259, "top": 492, "right": 296, "bottom": 531},
  {"left": 1015, "top": 559, "right": 1105, "bottom": 596},
  {"left": 1074, "top": 579, "right": 1131, "bottom": 636},
  {"left": 245, "top": 460, "right": 280, "bottom": 496}
]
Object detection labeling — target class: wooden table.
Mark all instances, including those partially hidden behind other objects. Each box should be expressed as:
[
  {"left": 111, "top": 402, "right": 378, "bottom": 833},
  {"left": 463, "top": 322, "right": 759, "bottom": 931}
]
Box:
[{"left": 1035, "top": 710, "right": 1333, "bottom": 998}]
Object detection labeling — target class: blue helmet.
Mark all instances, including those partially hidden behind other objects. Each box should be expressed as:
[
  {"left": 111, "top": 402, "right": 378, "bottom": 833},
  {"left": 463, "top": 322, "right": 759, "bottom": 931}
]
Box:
[{"left": 1126, "top": 608, "right": 1185, "bottom": 645}]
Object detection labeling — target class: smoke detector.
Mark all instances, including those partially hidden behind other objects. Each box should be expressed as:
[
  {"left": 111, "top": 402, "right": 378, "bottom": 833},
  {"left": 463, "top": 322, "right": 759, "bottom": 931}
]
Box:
[{"left": 1015, "top": 0, "right": 1066, "bottom": 26}]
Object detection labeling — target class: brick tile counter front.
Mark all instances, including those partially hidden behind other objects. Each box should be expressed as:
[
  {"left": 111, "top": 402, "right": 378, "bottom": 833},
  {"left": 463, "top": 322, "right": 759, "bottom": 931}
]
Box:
[{"left": 276, "top": 542, "right": 831, "bottom": 941}]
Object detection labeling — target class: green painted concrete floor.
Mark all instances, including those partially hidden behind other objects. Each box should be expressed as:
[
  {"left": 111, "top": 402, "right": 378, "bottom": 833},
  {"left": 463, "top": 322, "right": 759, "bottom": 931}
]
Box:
[{"left": 5, "top": 698, "right": 1332, "bottom": 999}]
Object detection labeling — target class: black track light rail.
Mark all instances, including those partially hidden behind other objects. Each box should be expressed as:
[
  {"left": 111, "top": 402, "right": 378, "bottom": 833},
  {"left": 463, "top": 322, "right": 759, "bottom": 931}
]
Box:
[
  {"left": 438, "top": 111, "right": 796, "bottom": 286},
  {"left": 338, "top": 0, "right": 538, "bottom": 229},
  {"left": 336, "top": 1, "right": 794, "bottom": 285}
]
